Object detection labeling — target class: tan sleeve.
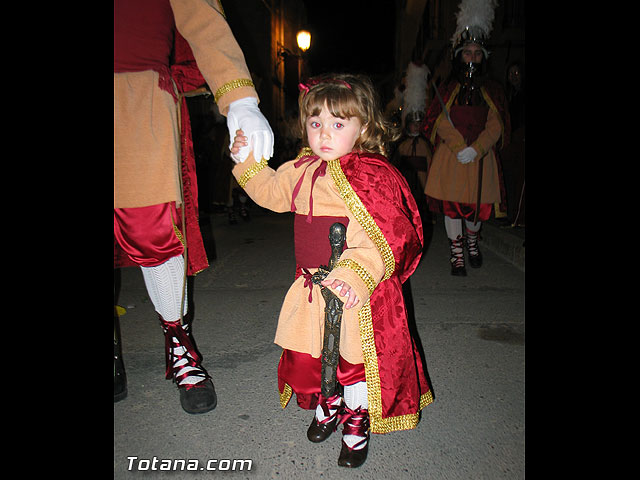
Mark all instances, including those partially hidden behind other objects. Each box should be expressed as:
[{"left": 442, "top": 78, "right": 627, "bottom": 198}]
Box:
[
  {"left": 169, "top": 0, "right": 258, "bottom": 114},
  {"left": 231, "top": 151, "right": 295, "bottom": 213},
  {"left": 436, "top": 115, "right": 467, "bottom": 155}
]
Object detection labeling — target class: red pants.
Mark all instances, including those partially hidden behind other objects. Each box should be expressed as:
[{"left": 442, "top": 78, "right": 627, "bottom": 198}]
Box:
[
  {"left": 114, "top": 202, "right": 184, "bottom": 267},
  {"left": 278, "top": 349, "right": 366, "bottom": 409}
]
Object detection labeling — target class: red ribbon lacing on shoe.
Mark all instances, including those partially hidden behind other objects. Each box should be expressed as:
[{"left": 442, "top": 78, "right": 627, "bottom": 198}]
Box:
[
  {"left": 465, "top": 229, "right": 481, "bottom": 257},
  {"left": 450, "top": 236, "right": 465, "bottom": 267},
  {"left": 161, "top": 320, "right": 209, "bottom": 390},
  {"left": 338, "top": 405, "right": 370, "bottom": 450},
  {"left": 316, "top": 393, "right": 343, "bottom": 426}
]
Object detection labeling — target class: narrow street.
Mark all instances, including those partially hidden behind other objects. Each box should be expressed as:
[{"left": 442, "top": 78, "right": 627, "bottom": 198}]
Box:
[{"left": 114, "top": 205, "right": 525, "bottom": 479}]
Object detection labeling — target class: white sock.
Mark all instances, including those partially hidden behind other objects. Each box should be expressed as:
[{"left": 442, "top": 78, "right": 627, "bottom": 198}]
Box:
[
  {"left": 465, "top": 219, "right": 482, "bottom": 233},
  {"left": 343, "top": 381, "right": 369, "bottom": 449},
  {"left": 141, "top": 255, "right": 188, "bottom": 322},
  {"left": 444, "top": 216, "right": 463, "bottom": 240}
]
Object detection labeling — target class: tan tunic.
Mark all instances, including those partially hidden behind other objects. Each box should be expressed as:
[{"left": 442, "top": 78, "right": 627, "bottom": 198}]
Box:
[
  {"left": 425, "top": 105, "right": 502, "bottom": 204},
  {"left": 232, "top": 153, "right": 386, "bottom": 365},
  {"left": 114, "top": 0, "right": 258, "bottom": 209}
]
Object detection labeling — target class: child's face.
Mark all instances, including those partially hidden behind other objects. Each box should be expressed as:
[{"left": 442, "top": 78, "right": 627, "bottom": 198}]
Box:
[{"left": 305, "top": 103, "right": 362, "bottom": 161}]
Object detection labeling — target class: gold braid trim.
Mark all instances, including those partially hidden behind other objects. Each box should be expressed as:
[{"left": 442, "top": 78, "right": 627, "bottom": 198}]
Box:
[
  {"left": 357, "top": 303, "right": 434, "bottom": 433},
  {"left": 237, "top": 157, "right": 269, "bottom": 188},
  {"left": 334, "top": 258, "right": 376, "bottom": 296},
  {"left": 327, "top": 159, "right": 395, "bottom": 280},
  {"left": 295, "top": 146, "right": 314, "bottom": 161},
  {"left": 279, "top": 383, "right": 293, "bottom": 409},
  {"left": 214, "top": 78, "right": 255, "bottom": 103}
]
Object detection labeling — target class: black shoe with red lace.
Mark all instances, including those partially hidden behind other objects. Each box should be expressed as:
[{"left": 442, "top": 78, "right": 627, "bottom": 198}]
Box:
[
  {"left": 449, "top": 236, "right": 467, "bottom": 276},
  {"left": 307, "top": 393, "right": 343, "bottom": 442},
  {"left": 337, "top": 405, "right": 370, "bottom": 468},
  {"left": 161, "top": 317, "right": 217, "bottom": 414}
]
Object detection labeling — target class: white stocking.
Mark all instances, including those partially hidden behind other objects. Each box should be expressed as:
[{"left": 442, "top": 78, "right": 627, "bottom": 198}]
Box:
[
  {"left": 343, "top": 381, "right": 369, "bottom": 449},
  {"left": 141, "top": 254, "right": 188, "bottom": 322},
  {"left": 465, "top": 219, "right": 482, "bottom": 233},
  {"left": 444, "top": 215, "right": 463, "bottom": 240}
]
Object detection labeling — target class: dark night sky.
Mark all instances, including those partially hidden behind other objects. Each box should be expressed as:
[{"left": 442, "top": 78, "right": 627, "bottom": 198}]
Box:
[{"left": 301, "top": 1, "right": 396, "bottom": 77}]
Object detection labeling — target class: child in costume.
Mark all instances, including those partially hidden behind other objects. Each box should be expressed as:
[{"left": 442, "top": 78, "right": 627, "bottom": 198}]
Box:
[{"left": 230, "top": 73, "right": 433, "bottom": 468}]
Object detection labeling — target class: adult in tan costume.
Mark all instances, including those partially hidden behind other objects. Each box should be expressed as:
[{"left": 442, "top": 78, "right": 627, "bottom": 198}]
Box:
[
  {"left": 114, "top": 0, "right": 273, "bottom": 413},
  {"left": 423, "top": 0, "right": 508, "bottom": 276}
]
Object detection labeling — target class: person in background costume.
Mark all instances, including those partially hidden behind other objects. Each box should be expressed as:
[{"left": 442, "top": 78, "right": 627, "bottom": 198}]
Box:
[
  {"left": 114, "top": 0, "right": 274, "bottom": 414},
  {"left": 392, "top": 61, "right": 433, "bottom": 226},
  {"left": 422, "top": 0, "right": 509, "bottom": 276},
  {"left": 501, "top": 60, "right": 525, "bottom": 227},
  {"left": 230, "top": 73, "right": 433, "bottom": 468}
]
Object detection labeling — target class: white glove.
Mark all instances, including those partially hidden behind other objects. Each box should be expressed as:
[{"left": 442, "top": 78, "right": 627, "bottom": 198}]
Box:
[
  {"left": 227, "top": 97, "right": 274, "bottom": 163},
  {"left": 456, "top": 146, "right": 477, "bottom": 164}
]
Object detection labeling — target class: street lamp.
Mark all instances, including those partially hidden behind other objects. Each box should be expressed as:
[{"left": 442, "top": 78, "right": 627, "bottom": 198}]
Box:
[{"left": 296, "top": 30, "right": 311, "bottom": 53}]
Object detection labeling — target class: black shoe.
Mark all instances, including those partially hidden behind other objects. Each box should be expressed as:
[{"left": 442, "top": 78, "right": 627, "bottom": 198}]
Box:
[
  {"left": 466, "top": 230, "right": 482, "bottom": 268},
  {"left": 307, "top": 415, "right": 338, "bottom": 442},
  {"left": 468, "top": 251, "right": 483, "bottom": 268},
  {"left": 114, "top": 311, "right": 127, "bottom": 403},
  {"left": 114, "top": 351, "right": 127, "bottom": 402},
  {"left": 451, "top": 263, "right": 467, "bottom": 276},
  {"left": 449, "top": 236, "right": 466, "bottom": 276},
  {"left": 179, "top": 379, "right": 217, "bottom": 414},
  {"left": 160, "top": 316, "right": 217, "bottom": 414},
  {"left": 338, "top": 439, "right": 369, "bottom": 468},
  {"left": 337, "top": 406, "right": 369, "bottom": 468}
]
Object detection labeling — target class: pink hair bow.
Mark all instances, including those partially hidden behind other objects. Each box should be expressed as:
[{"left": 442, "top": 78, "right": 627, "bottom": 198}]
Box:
[{"left": 298, "top": 78, "right": 352, "bottom": 96}]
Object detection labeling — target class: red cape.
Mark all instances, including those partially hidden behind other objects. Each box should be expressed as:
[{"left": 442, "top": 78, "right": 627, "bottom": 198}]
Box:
[{"left": 330, "top": 151, "right": 433, "bottom": 433}]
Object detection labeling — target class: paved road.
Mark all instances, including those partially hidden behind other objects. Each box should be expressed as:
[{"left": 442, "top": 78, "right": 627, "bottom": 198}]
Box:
[{"left": 114, "top": 206, "right": 525, "bottom": 479}]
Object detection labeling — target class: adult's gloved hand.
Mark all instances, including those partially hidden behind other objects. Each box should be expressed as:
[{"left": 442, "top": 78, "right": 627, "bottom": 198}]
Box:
[
  {"left": 456, "top": 146, "right": 477, "bottom": 164},
  {"left": 227, "top": 97, "right": 274, "bottom": 163}
]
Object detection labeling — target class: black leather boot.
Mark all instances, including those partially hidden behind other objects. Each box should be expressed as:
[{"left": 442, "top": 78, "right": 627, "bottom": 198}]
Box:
[
  {"left": 161, "top": 310, "right": 217, "bottom": 414},
  {"left": 114, "top": 308, "right": 127, "bottom": 402},
  {"left": 466, "top": 228, "right": 483, "bottom": 268},
  {"left": 449, "top": 236, "right": 467, "bottom": 276}
]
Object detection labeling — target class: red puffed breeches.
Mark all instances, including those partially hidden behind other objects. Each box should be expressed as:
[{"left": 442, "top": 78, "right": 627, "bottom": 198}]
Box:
[
  {"left": 278, "top": 349, "right": 366, "bottom": 409},
  {"left": 113, "top": 202, "right": 184, "bottom": 268}
]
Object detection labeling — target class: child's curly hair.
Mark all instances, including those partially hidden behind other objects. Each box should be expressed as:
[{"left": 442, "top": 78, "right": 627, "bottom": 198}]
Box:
[{"left": 297, "top": 73, "right": 399, "bottom": 157}]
